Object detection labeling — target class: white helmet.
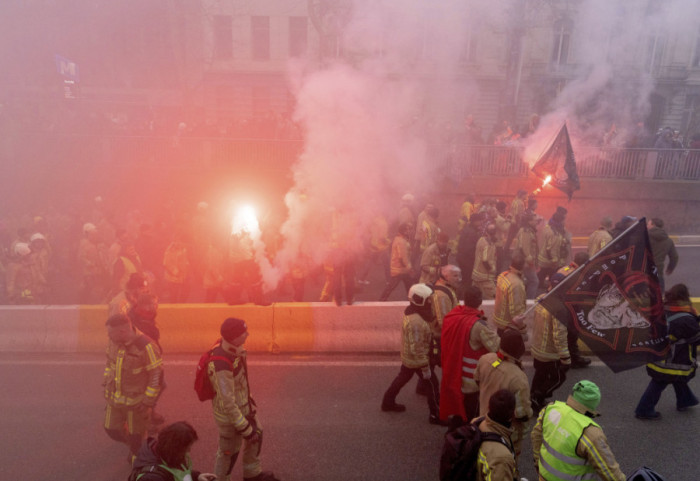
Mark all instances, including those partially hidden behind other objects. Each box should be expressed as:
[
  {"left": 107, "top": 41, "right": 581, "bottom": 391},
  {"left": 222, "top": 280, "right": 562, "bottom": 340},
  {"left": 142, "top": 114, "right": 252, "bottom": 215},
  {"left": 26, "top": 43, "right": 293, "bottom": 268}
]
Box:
[
  {"left": 14, "top": 242, "right": 31, "bottom": 257},
  {"left": 408, "top": 283, "right": 433, "bottom": 307}
]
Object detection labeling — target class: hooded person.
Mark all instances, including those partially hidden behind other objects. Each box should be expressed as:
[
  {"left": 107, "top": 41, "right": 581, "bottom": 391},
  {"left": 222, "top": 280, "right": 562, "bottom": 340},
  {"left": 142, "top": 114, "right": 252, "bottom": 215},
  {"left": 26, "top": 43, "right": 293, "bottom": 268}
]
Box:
[
  {"left": 439, "top": 285, "right": 500, "bottom": 421},
  {"left": 129, "top": 421, "right": 216, "bottom": 481},
  {"left": 531, "top": 380, "right": 626, "bottom": 481},
  {"left": 474, "top": 328, "right": 532, "bottom": 465}
]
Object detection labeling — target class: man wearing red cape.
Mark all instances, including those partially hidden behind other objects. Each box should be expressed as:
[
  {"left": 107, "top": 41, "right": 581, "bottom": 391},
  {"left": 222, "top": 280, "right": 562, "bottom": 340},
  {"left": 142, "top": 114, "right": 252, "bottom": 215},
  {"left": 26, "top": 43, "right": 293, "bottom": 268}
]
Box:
[{"left": 440, "top": 286, "right": 500, "bottom": 421}]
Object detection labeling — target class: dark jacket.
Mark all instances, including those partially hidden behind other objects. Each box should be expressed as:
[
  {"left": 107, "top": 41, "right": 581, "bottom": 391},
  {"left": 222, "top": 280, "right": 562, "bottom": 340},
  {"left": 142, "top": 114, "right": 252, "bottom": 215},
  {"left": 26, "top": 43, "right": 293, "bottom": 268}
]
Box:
[
  {"left": 647, "top": 226, "right": 678, "bottom": 274},
  {"left": 130, "top": 437, "right": 202, "bottom": 481},
  {"left": 457, "top": 223, "right": 481, "bottom": 281},
  {"left": 647, "top": 305, "right": 700, "bottom": 382}
]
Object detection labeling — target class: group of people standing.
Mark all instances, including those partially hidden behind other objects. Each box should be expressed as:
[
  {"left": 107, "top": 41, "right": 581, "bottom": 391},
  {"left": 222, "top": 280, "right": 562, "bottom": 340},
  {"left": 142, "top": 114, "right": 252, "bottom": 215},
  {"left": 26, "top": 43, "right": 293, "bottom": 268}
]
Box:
[
  {"left": 375, "top": 194, "right": 698, "bottom": 480},
  {"left": 102, "top": 272, "right": 280, "bottom": 481}
]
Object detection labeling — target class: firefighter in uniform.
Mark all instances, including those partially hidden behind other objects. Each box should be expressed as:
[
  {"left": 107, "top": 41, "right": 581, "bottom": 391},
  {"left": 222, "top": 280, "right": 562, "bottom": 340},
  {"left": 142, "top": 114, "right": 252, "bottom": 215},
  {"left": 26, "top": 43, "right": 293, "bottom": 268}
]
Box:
[
  {"left": 493, "top": 252, "right": 527, "bottom": 337},
  {"left": 416, "top": 264, "right": 461, "bottom": 396},
  {"left": 587, "top": 216, "right": 613, "bottom": 257},
  {"left": 381, "top": 284, "right": 446, "bottom": 425},
  {"left": 103, "top": 313, "right": 163, "bottom": 463},
  {"left": 557, "top": 252, "right": 592, "bottom": 368},
  {"left": 531, "top": 380, "right": 625, "bottom": 481},
  {"left": 537, "top": 207, "right": 570, "bottom": 292},
  {"left": 440, "top": 285, "right": 500, "bottom": 421},
  {"left": 472, "top": 223, "right": 498, "bottom": 300},
  {"left": 419, "top": 232, "right": 450, "bottom": 285},
  {"left": 512, "top": 211, "right": 540, "bottom": 299},
  {"left": 208, "top": 318, "right": 280, "bottom": 481},
  {"left": 474, "top": 328, "right": 531, "bottom": 468}
]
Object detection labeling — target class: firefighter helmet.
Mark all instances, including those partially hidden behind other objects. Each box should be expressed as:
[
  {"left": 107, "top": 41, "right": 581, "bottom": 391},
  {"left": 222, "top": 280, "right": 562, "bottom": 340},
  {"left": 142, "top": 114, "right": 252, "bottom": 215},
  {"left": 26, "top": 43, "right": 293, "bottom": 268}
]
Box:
[{"left": 408, "top": 283, "right": 433, "bottom": 307}]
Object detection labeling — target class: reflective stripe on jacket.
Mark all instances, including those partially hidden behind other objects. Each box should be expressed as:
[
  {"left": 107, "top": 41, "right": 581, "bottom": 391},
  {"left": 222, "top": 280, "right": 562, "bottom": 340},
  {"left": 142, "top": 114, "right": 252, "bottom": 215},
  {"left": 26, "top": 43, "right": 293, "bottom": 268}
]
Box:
[
  {"left": 539, "top": 401, "right": 598, "bottom": 481},
  {"left": 401, "top": 312, "right": 431, "bottom": 369},
  {"left": 104, "top": 335, "right": 163, "bottom": 407}
]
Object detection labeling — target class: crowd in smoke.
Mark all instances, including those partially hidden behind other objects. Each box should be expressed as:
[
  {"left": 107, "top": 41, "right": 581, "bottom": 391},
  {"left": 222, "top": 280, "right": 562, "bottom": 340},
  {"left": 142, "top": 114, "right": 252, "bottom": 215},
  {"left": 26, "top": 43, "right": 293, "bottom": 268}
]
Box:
[{"left": 0, "top": 99, "right": 302, "bottom": 140}]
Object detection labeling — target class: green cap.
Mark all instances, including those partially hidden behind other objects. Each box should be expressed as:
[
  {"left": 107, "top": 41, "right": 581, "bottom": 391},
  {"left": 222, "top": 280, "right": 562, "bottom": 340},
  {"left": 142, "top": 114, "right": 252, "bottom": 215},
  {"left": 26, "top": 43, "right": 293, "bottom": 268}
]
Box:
[{"left": 571, "top": 380, "right": 601, "bottom": 413}]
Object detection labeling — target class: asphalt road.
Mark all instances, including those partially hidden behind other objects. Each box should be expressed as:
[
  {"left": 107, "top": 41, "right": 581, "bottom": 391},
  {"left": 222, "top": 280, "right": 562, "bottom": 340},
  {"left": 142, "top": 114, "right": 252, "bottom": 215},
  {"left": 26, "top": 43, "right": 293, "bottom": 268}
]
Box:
[{"left": 1, "top": 352, "right": 697, "bottom": 481}]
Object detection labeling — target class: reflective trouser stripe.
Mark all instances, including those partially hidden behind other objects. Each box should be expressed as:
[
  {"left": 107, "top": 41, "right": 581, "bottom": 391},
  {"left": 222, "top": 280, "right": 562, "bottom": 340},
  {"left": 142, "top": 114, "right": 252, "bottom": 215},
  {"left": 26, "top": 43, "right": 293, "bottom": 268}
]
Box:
[
  {"left": 543, "top": 440, "right": 587, "bottom": 465},
  {"left": 540, "top": 457, "right": 596, "bottom": 481}
]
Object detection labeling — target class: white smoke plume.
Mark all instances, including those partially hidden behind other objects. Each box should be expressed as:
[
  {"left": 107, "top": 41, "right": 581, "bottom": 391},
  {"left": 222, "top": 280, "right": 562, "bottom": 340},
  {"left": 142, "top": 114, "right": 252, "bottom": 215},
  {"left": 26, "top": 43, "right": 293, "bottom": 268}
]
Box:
[{"left": 264, "top": 0, "right": 699, "bottom": 290}]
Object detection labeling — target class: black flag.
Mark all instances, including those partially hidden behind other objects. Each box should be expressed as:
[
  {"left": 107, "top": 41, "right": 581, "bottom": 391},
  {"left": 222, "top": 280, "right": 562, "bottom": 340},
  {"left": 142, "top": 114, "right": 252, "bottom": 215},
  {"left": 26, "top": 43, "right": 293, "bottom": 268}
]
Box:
[
  {"left": 537, "top": 218, "right": 668, "bottom": 373},
  {"left": 532, "top": 123, "right": 580, "bottom": 200}
]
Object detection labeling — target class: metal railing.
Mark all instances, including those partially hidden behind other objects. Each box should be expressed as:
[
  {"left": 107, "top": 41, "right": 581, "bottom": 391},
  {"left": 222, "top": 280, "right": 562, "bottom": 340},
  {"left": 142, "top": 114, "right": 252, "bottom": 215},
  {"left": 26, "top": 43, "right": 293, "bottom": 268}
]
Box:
[{"left": 4, "top": 133, "right": 700, "bottom": 181}]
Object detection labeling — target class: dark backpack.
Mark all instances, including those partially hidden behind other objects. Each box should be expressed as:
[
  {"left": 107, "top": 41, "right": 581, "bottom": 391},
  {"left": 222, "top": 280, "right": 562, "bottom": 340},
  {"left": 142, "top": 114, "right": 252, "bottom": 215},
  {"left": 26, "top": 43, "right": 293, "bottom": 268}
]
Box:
[
  {"left": 194, "top": 341, "right": 233, "bottom": 402},
  {"left": 439, "top": 417, "right": 513, "bottom": 481},
  {"left": 626, "top": 466, "right": 666, "bottom": 481}
]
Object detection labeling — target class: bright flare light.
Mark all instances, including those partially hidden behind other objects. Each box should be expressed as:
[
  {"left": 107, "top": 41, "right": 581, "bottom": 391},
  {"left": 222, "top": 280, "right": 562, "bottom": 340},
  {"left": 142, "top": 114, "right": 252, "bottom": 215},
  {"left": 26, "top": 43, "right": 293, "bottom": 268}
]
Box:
[
  {"left": 231, "top": 204, "right": 260, "bottom": 236},
  {"left": 531, "top": 175, "right": 553, "bottom": 196}
]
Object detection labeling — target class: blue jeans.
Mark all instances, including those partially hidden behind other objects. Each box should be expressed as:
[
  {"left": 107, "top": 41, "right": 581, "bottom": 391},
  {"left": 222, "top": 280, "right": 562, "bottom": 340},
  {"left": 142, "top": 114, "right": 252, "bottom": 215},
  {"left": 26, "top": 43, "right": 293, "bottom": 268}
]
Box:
[{"left": 635, "top": 378, "right": 699, "bottom": 415}]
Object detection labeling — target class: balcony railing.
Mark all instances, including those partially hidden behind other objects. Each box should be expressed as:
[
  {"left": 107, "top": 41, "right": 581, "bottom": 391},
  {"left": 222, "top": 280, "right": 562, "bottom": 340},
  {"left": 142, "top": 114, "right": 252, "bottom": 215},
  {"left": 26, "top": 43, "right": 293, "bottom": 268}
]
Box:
[{"left": 4, "top": 133, "right": 700, "bottom": 181}]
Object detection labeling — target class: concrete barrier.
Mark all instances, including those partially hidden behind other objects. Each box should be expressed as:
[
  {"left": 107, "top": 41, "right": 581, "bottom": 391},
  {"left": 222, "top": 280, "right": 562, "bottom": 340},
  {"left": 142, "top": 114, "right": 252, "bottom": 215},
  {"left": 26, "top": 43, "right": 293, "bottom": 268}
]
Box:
[{"left": 1, "top": 299, "right": 698, "bottom": 354}]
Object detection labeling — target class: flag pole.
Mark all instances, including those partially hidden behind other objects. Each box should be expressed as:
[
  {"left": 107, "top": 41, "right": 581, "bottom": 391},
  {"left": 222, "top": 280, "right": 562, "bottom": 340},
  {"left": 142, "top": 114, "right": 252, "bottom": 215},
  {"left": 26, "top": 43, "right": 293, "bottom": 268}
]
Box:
[{"left": 521, "top": 217, "right": 646, "bottom": 318}]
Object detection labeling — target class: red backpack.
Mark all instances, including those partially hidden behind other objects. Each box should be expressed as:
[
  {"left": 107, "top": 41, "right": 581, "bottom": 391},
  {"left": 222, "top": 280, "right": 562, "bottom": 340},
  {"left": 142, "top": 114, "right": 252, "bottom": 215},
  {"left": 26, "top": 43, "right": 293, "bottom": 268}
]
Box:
[{"left": 194, "top": 340, "right": 233, "bottom": 402}]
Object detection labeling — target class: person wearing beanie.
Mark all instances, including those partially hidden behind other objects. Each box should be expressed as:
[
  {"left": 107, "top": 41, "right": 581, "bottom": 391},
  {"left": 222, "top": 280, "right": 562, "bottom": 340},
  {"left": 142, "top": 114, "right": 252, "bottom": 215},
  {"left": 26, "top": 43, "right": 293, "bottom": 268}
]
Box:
[
  {"left": 474, "top": 328, "right": 532, "bottom": 466},
  {"left": 537, "top": 207, "right": 571, "bottom": 294},
  {"left": 588, "top": 216, "right": 613, "bottom": 257},
  {"left": 475, "top": 390, "right": 517, "bottom": 481},
  {"left": 532, "top": 380, "right": 625, "bottom": 481},
  {"left": 530, "top": 273, "right": 571, "bottom": 416},
  {"left": 206, "top": 318, "right": 281, "bottom": 481},
  {"left": 635, "top": 283, "right": 700, "bottom": 420},
  {"left": 439, "top": 285, "right": 500, "bottom": 422}
]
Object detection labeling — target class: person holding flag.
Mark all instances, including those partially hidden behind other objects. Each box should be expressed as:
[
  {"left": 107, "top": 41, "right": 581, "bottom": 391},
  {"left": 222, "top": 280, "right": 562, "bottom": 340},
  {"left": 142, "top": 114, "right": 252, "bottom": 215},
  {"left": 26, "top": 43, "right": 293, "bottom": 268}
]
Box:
[
  {"left": 635, "top": 283, "right": 700, "bottom": 420},
  {"left": 530, "top": 273, "right": 571, "bottom": 416},
  {"left": 532, "top": 217, "right": 668, "bottom": 374}
]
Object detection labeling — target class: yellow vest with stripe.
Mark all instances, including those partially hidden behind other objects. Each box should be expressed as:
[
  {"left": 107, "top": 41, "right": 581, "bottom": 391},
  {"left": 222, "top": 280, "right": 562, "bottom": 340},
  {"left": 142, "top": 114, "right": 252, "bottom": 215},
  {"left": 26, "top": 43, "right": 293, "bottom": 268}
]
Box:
[{"left": 539, "top": 401, "right": 599, "bottom": 481}]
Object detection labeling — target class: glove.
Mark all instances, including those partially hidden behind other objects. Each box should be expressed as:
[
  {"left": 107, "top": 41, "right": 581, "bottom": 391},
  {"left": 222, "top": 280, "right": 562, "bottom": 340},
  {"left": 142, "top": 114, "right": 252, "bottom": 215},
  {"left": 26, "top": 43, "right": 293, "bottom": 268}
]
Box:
[{"left": 420, "top": 367, "right": 431, "bottom": 380}]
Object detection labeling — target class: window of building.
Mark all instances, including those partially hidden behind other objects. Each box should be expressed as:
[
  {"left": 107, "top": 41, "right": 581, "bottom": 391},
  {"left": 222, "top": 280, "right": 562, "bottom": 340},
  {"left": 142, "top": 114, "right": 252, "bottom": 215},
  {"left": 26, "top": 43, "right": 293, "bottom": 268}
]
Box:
[
  {"left": 289, "top": 17, "right": 308, "bottom": 57},
  {"left": 214, "top": 15, "right": 233, "bottom": 59},
  {"left": 252, "top": 16, "right": 270, "bottom": 60},
  {"left": 645, "top": 34, "right": 665, "bottom": 73},
  {"left": 551, "top": 19, "right": 572, "bottom": 66},
  {"left": 459, "top": 29, "right": 478, "bottom": 65}
]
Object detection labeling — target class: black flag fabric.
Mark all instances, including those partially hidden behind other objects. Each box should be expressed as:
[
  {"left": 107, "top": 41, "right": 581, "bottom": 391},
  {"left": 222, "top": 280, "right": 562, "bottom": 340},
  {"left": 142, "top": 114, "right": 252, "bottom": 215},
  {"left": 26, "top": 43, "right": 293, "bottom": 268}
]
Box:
[
  {"left": 531, "top": 123, "right": 580, "bottom": 200},
  {"left": 537, "top": 218, "right": 668, "bottom": 373}
]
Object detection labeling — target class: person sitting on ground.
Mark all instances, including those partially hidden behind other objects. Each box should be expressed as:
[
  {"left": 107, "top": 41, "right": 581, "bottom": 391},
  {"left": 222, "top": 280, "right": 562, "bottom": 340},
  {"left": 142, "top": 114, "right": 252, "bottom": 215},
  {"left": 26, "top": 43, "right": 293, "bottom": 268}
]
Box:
[{"left": 130, "top": 421, "right": 216, "bottom": 481}]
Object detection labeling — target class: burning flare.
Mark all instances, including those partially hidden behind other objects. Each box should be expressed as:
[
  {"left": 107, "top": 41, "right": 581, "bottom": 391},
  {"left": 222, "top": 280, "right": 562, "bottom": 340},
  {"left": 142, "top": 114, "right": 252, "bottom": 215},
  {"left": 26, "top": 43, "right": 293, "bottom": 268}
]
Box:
[
  {"left": 231, "top": 204, "right": 260, "bottom": 237},
  {"left": 531, "top": 175, "right": 553, "bottom": 196}
]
